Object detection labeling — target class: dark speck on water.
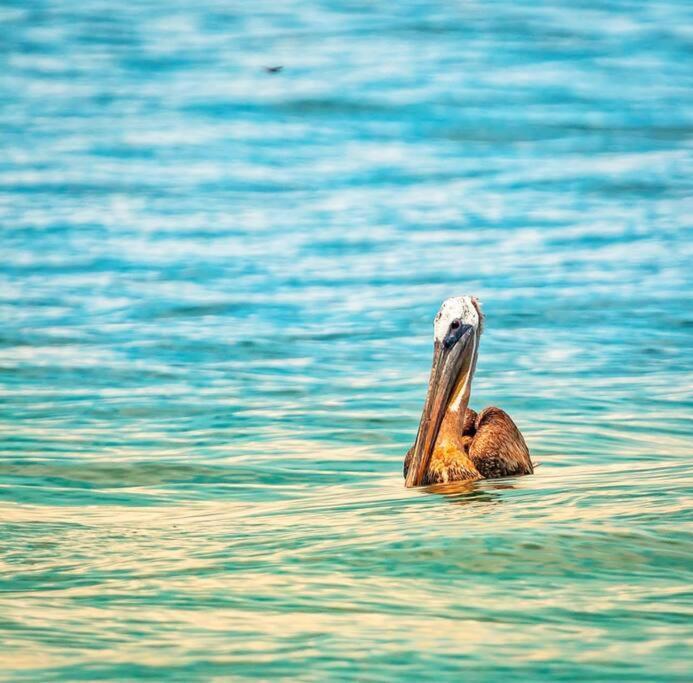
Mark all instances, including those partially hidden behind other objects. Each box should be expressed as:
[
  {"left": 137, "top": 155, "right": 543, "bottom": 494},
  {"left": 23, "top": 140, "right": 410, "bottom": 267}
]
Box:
[{"left": 0, "top": 0, "right": 691, "bottom": 680}]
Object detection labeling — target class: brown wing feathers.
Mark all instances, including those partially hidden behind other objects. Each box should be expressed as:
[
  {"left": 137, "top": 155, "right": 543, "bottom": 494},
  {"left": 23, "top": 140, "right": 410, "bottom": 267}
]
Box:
[{"left": 468, "top": 407, "right": 533, "bottom": 479}]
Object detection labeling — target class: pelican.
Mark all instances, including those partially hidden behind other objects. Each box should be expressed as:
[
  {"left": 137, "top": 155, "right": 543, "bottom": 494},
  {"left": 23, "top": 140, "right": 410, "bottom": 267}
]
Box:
[{"left": 404, "top": 296, "right": 533, "bottom": 487}]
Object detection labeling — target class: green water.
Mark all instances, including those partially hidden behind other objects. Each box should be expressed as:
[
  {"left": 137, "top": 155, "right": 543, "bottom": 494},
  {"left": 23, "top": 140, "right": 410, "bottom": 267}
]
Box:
[{"left": 1, "top": 0, "right": 692, "bottom": 680}]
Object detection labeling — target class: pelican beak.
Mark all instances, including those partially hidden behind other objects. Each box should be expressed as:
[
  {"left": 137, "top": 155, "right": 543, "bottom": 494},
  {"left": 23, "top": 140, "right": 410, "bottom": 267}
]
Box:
[{"left": 405, "top": 324, "right": 476, "bottom": 488}]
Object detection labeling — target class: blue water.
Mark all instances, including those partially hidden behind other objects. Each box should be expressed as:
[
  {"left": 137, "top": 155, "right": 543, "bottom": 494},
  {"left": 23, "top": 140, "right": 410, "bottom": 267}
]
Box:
[{"left": 1, "top": 1, "right": 692, "bottom": 680}]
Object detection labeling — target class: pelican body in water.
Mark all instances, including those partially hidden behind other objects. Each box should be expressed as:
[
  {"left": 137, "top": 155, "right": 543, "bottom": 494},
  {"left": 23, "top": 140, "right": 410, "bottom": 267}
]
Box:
[{"left": 404, "top": 296, "right": 533, "bottom": 487}]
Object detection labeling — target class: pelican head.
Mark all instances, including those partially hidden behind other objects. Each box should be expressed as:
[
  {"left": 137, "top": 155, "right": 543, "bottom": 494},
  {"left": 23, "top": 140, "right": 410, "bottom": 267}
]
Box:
[{"left": 405, "top": 296, "right": 484, "bottom": 488}]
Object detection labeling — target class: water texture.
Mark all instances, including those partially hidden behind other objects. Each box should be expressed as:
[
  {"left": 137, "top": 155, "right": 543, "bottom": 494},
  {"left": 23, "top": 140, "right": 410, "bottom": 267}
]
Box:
[{"left": 1, "top": 0, "right": 692, "bottom": 680}]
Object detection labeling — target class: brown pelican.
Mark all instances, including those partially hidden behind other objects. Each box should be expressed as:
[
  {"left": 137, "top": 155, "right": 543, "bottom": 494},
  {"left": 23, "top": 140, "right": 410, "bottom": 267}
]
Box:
[{"left": 404, "top": 296, "right": 533, "bottom": 487}]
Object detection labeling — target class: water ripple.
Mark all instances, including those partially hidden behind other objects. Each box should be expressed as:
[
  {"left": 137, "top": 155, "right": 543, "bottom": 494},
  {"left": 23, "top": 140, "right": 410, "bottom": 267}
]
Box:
[{"left": 1, "top": 0, "right": 692, "bottom": 679}]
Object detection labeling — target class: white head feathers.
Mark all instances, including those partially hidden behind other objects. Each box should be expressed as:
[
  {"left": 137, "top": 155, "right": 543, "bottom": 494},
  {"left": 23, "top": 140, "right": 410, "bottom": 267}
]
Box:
[{"left": 433, "top": 296, "right": 484, "bottom": 342}]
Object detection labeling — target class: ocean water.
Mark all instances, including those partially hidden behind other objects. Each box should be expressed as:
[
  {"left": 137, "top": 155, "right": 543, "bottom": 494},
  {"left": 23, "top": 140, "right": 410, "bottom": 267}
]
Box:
[{"left": 1, "top": 0, "right": 692, "bottom": 680}]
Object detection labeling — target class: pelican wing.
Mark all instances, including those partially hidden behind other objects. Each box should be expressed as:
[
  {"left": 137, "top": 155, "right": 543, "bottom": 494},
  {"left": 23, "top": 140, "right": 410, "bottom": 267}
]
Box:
[{"left": 468, "top": 407, "right": 533, "bottom": 479}]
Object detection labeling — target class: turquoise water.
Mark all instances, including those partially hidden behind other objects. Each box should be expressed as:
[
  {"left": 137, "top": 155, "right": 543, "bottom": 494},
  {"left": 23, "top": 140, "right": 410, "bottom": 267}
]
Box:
[{"left": 1, "top": 0, "right": 692, "bottom": 680}]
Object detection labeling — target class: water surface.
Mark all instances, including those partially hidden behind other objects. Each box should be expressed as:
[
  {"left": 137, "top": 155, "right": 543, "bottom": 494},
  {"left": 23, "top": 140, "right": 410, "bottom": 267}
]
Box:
[{"left": 1, "top": 0, "right": 692, "bottom": 680}]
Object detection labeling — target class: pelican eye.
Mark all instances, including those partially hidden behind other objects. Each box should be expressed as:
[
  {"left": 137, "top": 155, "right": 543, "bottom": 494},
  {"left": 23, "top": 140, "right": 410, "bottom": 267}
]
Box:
[{"left": 450, "top": 320, "right": 460, "bottom": 330}]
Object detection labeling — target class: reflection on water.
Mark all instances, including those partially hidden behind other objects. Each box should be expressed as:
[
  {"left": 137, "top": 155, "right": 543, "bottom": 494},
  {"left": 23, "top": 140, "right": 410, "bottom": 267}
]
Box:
[
  {"left": 1, "top": 0, "right": 692, "bottom": 680},
  {"left": 2, "top": 463, "right": 691, "bottom": 679}
]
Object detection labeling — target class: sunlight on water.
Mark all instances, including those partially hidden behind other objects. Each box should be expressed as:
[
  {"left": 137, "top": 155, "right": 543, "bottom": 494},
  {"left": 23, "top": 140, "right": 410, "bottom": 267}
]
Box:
[{"left": 1, "top": 0, "right": 692, "bottom": 680}]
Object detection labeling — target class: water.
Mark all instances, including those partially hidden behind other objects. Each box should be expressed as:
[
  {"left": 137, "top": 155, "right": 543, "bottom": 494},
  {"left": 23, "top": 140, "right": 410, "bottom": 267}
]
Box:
[{"left": 1, "top": 0, "right": 692, "bottom": 679}]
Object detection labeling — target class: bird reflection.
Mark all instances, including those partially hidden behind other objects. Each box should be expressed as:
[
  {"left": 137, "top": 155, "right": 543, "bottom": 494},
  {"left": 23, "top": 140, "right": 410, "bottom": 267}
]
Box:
[{"left": 418, "top": 478, "right": 517, "bottom": 506}]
